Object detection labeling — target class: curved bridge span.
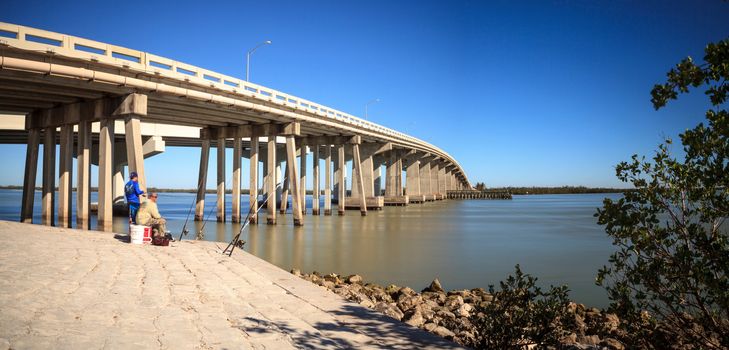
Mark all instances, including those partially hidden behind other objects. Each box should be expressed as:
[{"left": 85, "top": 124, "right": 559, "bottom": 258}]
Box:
[{"left": 0, "top": 22, "right": 472, "bottom": 229}]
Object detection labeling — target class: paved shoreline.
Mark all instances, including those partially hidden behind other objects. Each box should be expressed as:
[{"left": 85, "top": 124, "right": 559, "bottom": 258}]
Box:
[{"left": 0, "top": 220, "right": 462, "bottom": 349}]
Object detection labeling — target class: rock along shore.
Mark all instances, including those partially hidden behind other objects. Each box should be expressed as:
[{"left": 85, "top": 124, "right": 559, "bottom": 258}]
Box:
[{"left": 292, "top": 270, "right": 627, "bottom": 350}]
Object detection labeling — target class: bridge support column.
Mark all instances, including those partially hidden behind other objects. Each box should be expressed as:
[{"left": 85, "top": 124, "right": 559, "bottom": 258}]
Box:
[
  {"left": 336, "top": 144, "right": 346, "bottom": 216},
  {"left": 58, "top": 124, "right": 73, "bottom": 228},
  {"left": 232, "top": 135, "right": 242, "bottom": 223},
  {"left": 312, "top": 144, "right": 320, "bottom": 215},
  {"left": 324, "top": 145, "right": 332, "bottom": 215},
  {"left": 124, "top": 115, "right": 146, "bottom": 192},
  {"left": 438, "top": 164, "right": 447, "bottom": 199},
  {"left": 21, "top": 128, "right": 40, "bottom": 224},
  {"left": 351, "top": 150, "right": 374, "bottom": 199},
  {"left": 97, "top": 118, "right": 113, "bottom": 230},
  {"left": 299, "top": 140, "right": 307, "bottom": 215},
  {"left": 280, "top": 164, "right": 290, "bottom": 214},
  {"left": 41, "top": 127, "right": 56, "bottom": 226},
  {"left": 266, "top": 130, "right": 277, "bottom": 225},
  {"left": 396, "top": 153, "right": 404, "bottom": 196},
  {"left": 195, "top": 137, "right": 210, "bottom": 221},
  {"left": 373, "top": 157, "right": 383, "bottom": 196},
  {"left": 405, "top": 157, "right": 423, "bottom": 203},
  {"left": 283, "top": 125, "right": 303, "bottom": 225},
  {"left": 217, "top": 134, "right": 226, "bottom": 222},
  {"left": 351, "top": 139, "right": 367, "bottom": 216},
  {"left": 431, "top": 161, "right": 440, "bottom": 200},
  {"left": 76, "top": 121, "right": 91, "bottom": 229},
  {"left": 385, "top": 152, "right": 396, "bottom": 197},
  {"left": 419, "top": 158, "right": 432, "bottom": 201},
  {"left": 249, "top": 131, "right": 259, "bottom": 224}
]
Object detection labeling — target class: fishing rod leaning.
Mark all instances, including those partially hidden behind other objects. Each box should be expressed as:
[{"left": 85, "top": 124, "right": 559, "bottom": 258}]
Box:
[
  {"left": 223, "top": 177, "right": 287, "bottom": 257},
  {"left": 178, "top": 174, "right": 206, "bottom": 242}
]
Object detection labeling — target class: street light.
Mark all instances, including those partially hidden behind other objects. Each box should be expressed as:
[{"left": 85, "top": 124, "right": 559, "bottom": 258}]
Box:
[
  {"left": 365, "top": 98, "right": 380, "bottom": 119},
  {"left": 246, "top": 40, "right": 272, "bottom": 82}
]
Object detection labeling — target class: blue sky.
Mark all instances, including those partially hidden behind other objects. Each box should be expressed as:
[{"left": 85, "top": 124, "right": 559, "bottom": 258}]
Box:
[{"left": 1, "top": 0, "right": 728, "bottom": 188}]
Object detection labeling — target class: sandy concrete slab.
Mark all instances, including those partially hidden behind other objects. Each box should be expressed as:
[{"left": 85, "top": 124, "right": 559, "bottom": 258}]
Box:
[{"left": 0, "top": 220, "right": 463, "bottom": 349}]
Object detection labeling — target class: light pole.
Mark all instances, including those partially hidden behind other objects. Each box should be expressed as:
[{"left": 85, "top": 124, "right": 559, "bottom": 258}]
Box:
[
  {"left": 365, "top": 98, "right": 380, "bottom": 119},
  {"left": 246, "top": 40, "right": 272, "bottom": 82}
]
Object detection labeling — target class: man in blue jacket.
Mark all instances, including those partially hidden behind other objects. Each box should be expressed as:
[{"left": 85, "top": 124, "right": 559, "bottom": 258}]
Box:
[{"left": 125, "top": 172, "right": 145, "bottom": 224}]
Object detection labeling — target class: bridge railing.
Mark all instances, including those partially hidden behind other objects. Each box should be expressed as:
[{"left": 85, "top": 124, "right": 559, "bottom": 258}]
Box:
[{"left": 0, "top": 22, "right": 467, "bottom": 180}]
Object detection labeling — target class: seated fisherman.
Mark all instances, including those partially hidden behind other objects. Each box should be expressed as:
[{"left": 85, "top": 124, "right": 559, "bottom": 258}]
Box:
[{"left": 136, "top": 192, "right": 167, "bottom": 238}]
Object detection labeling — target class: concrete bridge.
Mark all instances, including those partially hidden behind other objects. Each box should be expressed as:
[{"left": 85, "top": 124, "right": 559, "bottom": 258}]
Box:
[{"left": 0, "top": 22, "right": 472, "bottom": 231}]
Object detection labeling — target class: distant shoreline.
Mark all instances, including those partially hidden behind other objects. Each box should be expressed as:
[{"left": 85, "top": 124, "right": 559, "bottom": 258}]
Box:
[
  {"left": 0, "top": 185, "right": 631, "bottom": 195},
  {"left": 488, "top": 186, "right": 632, "bottom": 195}
]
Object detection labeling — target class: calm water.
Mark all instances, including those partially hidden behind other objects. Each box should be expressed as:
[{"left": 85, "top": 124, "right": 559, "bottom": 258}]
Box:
[{"left": 0, "top": 189, "right": 617, "bottom": 307}]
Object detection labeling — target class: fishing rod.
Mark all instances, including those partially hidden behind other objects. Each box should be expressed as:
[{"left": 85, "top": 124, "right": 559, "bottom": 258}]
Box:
[
  {"left": 196, "top": 172, "right": 232, "bottom": 240},
  {"left": 178, "top": 175, "right": 206, "bottom": 242},
  {"left": 223, "top": 177, "right": 287, "bottom": 257},
  {"left": 197, "top": 196, "right": 219, "bottom": 240}
]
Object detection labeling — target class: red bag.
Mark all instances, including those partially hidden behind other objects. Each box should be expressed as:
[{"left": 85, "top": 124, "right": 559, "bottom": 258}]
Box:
[{"left": 152, "top": 235, "right": 169, "bottom": 246}]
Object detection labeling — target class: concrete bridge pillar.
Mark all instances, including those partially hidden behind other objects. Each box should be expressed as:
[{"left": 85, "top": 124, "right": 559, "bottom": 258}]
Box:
[
  {"left": 76, "top": 120, "right": 91, "bottom": 229},
  {"left": 312, "top": 144, "right": 320, "bottom": 215},
  {"left": 419, "top": 157, "right": 432, "bottom": 201},
  {"left": 431, "top": 161, "right": 440, "bottom": 199},
  {"left": 20, "top": 127, "right": 40, "bottom": 224},
  {"left": 336, "top": 144, "right": 346, "bottom": 216},
  {"left": 280, "top": 160, "right": 290, "bottom": 214},
  {"left": 299, "top": 140, "right": 307, "bottom": 215},
  {"left": 385, "top": 152, "right": 397, "bottom": 197},
  {"left": 194, "top": 135, "right": 210, "bottom": 221},
  {"left": 405, "top": 156, "right": 423, "bottom": 203},
  {"left": 42, "top": 126, "right": 56, "bottom": 226},
  {"left": 438, "top": 164, "right": 447, "bottom": 199},
  {"left": 232, "top": 134, "right": 242, "bottom": 223},
  {"left": 350, "top": 137, "right": 367, "bottom": 216},
  {"left": 281, "top": 123, "right": 302, "bottom": 226},
  {"left": 324, "top": 145, "right": 332, "bottom": 215},
  {"left": 216, "top": 134, "right": 226, "bottom": 222},
  {"left": 395, "top": 152, "right": 404, "bottom": 196},
  {"left": 373, "top": 157, "right": 383, "bottom": 196},
  {"left": 58, "top": 124, "right": 74, "bottom": 228},
  {"left": 249, "top": 131, "right": 259, "bottom": 224},
  {"left": 97, "top": 117, "right": 113, "bottom": 230},
  {"left": 266, "top": 133, "right": 277, "bottom": 224}
]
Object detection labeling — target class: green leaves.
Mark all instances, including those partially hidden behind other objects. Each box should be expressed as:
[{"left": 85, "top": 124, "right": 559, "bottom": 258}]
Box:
[
  {"left": 470, "top": 265, "right": 573, "bottom": 350},
  {"left": 650, "top": 39, "right": 729, "bottom": 110},
  {"left": 598, "top": 37, "right": 729, "bottom": 349}
]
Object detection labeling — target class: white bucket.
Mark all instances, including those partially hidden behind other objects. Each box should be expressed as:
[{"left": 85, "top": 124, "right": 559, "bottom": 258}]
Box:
[{"left": 129, "top": 224, "right": 152, "bottom": 245}]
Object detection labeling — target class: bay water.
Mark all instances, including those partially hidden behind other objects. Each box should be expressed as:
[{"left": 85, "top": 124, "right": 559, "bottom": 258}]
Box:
[{"left": 0, "top": 189, "right": 618, "bottom": 307}]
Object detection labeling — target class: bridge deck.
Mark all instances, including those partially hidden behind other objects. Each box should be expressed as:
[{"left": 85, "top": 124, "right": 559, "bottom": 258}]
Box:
[{"left": 0, "top": 220, "right": 462, "bottom": 349}]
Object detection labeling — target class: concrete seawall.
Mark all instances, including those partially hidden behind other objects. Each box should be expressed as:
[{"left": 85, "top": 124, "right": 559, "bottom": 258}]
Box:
[{"left": 0, "top": 221, "right": 463, "bottom": 349}]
